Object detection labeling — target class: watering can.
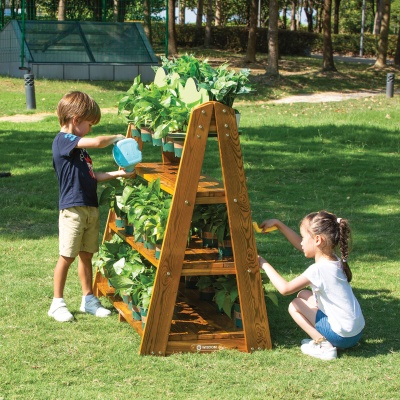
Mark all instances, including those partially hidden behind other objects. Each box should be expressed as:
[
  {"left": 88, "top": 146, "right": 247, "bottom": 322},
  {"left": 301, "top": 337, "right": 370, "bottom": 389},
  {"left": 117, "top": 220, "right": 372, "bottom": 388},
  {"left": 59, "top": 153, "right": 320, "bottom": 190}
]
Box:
[{"left": 113, "top": 138, "right": 142, "bottom": 172}]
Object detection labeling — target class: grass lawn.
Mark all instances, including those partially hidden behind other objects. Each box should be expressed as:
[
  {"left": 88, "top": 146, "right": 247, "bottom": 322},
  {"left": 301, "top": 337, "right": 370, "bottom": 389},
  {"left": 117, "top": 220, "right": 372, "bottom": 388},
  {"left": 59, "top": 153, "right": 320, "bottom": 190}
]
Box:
[{"left": 0, "top": 56, "right": 399, "bottom": 399}]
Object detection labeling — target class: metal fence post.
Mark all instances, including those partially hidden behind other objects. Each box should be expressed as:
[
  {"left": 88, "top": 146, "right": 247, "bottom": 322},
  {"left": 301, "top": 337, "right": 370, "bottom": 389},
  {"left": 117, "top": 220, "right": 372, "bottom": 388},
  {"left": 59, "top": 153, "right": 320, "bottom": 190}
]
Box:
[{"left": 24, "top": 74, "right": 36, "bottom": 110}]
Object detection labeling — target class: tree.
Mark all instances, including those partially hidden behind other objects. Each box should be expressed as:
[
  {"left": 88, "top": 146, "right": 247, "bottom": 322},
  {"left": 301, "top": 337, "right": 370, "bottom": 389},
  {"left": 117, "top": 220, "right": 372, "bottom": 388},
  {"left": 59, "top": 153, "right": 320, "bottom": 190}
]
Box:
[
  {"left": 179, "top": 0, "right": 185, "bottom": 24},
  {"left": 245, "top": 0, "right": 258, "bottom": 62},
  {"left": 322, "top": 0, "right": 337, "bottom": 71},
  {"left": 168, "top": 0, "right": 178, "bottom": 56},
  {"left": 57, "top": 0, "right": 65, "bottom": 20},
  {"left": 204, "top": 0, "right": 213, "bottom": 47},
  {"left": 304, "top": 0, "right": 314, "bottom": 32},
  {"left": 267, "top": 0, "right": 279, "bottom": 76},
  {"left": 333, "top": 0, "right": 341, "bottom": 33},
  {"left": 374, "top": 0, "right": 391, "bottom": 68},
  {"left": 290, "top": 0, "right": 297, "bottom": 30},
  {"left": 143, "top": 0, "right": 152, "bottom": 43},
  {"left": 196, "top": 0, "right": 204, "bottom": 27}
]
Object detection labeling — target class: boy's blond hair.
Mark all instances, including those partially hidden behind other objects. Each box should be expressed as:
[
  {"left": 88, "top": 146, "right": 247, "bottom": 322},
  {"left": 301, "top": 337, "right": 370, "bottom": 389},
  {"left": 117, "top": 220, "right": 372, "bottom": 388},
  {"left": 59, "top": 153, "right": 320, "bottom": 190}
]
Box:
[{"left": 57, "top": 91, "right": 101, "bottom": 127}]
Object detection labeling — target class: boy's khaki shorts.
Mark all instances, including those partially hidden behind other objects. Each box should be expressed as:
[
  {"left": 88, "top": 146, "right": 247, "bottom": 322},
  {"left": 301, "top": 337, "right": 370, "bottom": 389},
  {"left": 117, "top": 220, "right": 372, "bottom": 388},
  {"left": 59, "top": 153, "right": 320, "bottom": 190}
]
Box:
[{"left": 59, "top": 206, "right": 100, "bottom": 258}]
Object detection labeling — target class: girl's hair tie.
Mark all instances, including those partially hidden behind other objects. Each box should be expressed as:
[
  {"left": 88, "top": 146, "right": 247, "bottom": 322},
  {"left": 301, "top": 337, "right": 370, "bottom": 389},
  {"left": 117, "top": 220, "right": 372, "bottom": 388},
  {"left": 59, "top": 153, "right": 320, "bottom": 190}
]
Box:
[
  {"left": 337, "top": 218, "right": 342, "bottom": 224},
  {"left": 342, "top": 259, "right": 347, "bottom": 263}
]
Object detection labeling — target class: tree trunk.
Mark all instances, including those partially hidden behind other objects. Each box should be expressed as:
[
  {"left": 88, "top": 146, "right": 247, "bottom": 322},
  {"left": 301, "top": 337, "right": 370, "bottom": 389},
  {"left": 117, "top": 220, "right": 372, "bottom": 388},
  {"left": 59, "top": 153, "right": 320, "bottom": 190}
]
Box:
[
  {"left": 304, "top": 0, "right": 314, "bottom": 32},
  {"left": 245, "top": 0, "right": 258, "bottom": 63},
  {"left": 282, "top": 6, "right": 287, "bottom": 29},
  {"left": 395, "top": 28, "right": 400, "bottom": 66},
  {"left": 374, "top": 0, "right": 382, "bottom": 35},
  {"left": 143, "top": 0, "right": 152, "bottom": 43},
  {"left": 57, "top": 0, "right": 65, "bottom": 21},
  {"left": 333, "top": 0, "right": 340, "bottom": 34},
  {"left": 204, "top": 0, "right": 213, "bottom": 47},
  {"left": 290, "top": 0, "right": 297, "bottom": 31},
  {"left": 374, "top": 0, "right": 390, "bottom": 68},
  {"left": 322, "top": 0, "right": 337, "bottom": 71},
  {"left": 26, "top": 0, "right": 35, "bottom": 20},
  {"left": 179, "top": 0, "right": 185, "bottom": 24},
  {"left": 196, "top": 0, "right": 204, "bottom": 27},
  {"left": 215, "top": 0, "right": 221, "bottom": 26},
  {"left": 267, "top": 0, "right": 279, "bottom": 76},
  {"left": 168, "top": 0, "right": 178, "bottom": 56}
]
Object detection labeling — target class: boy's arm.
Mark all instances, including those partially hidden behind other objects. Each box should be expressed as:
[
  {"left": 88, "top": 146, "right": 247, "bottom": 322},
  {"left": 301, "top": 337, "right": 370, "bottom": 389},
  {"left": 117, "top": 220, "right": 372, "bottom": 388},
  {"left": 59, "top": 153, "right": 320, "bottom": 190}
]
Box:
[
  {"left": 95, "top": 170, "right": 136, "bottom": 183},
  {"left": 259, "top": 218, "right": 302, "bottom": 251},
  {"left": 76, "top": 134, "right": 125, "bottom": 149}
]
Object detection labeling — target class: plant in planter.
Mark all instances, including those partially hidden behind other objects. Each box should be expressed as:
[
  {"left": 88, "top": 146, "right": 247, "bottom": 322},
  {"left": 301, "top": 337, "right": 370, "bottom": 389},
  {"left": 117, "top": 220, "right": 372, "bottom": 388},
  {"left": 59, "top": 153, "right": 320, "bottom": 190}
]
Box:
[
  {"left": 99, "top": 177, "right": 139, "bottom": 229},
  {"left": 117, "top": 54, "right": 252, "bottom": 144},
  {"left": 131, "top": 265, "right": 156, "bottom": 328},
  {"left": 212, "top": 275, "right": 239, "bottom": 320}
]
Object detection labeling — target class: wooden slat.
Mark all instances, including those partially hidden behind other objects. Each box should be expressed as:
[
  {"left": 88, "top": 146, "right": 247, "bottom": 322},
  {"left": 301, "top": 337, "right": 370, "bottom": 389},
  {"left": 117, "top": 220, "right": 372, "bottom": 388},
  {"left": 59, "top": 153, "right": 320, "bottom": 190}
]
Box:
[
  {"left": 135, "top": 163, "right": 226, "bottom": 203},
  {"left": 215, "top": 102, "right": 272, "bottom": 351},
  {"left": 165, "top": 338, "right": 247, "bottom": 355},
  {"left": 139, "top": 103, "right": 215, "bottom": 356}
]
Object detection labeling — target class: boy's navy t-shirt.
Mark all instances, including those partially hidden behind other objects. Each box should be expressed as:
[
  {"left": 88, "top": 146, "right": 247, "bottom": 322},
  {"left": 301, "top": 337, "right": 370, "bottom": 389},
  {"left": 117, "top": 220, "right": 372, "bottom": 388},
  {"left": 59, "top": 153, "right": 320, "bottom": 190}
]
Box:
[{"left": 52, "top": 132, "right": 98, "bottom": 210}]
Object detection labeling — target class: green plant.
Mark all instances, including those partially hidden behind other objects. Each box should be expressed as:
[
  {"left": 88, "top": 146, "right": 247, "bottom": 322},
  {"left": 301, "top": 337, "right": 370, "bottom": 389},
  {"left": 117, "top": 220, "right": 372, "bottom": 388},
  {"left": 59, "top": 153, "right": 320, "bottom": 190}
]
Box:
[
  {"left": 117, "top": 54, "right": 252, "bottom": 139},
  {"left": 93, "top": 235, "right": 146, "bottom": 298},
  {"left": 194, "top": 203, "right": 229, "bottom": 244},
  {"left": 98, "top": 177, "right": 138, "bottom": 219},
  {"left": 212, "top": 275, "right": 239, "bottom": 318},
  {"left": 132, "top": 265, "right": 156, "bottom": 309}
]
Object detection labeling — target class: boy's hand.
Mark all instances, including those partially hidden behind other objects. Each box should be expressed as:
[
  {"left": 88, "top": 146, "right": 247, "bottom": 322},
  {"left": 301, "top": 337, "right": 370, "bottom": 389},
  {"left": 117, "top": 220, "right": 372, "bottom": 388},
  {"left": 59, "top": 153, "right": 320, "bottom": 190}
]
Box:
[
  {"left": 114, "top": 134, "right": 126, "bottom": 142},
  {"left": 120, "top": 170, "right": 136, "bottom": 179}
]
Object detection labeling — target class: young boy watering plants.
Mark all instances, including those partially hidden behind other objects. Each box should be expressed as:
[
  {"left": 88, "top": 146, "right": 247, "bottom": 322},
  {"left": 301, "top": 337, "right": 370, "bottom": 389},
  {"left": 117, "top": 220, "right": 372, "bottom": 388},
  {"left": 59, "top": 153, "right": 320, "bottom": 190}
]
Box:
[
  {"left": 48, "top": 91, "right": 135, "bottom": 322},
  {"left": 258, "top": 211, "right": 365, "bottom": 360}
]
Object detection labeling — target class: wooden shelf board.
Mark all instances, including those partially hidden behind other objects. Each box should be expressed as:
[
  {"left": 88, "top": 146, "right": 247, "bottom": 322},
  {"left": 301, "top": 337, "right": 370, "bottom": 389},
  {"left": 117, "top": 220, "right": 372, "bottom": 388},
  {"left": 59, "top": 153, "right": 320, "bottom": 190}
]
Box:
[
  {"left": 135, "top": 163, "right": 226, "bottom": 203},
  {"left": 109, "top": 222, "right": 236, "bottom": 275}
]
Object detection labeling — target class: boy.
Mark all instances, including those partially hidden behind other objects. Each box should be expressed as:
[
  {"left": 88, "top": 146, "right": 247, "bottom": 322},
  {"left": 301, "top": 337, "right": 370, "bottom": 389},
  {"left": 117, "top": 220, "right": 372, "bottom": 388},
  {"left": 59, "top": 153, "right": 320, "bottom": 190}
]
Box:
[{"left": 48, "top": 91, "right": 135, "bottom": 322}]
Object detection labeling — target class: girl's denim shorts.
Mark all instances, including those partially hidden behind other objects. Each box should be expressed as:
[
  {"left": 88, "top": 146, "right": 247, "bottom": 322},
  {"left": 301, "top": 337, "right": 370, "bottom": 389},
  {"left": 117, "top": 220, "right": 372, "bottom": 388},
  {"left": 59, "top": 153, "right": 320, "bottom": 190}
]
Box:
[{"left": 315, "top": 310, "right": 363, "bottom": 349}]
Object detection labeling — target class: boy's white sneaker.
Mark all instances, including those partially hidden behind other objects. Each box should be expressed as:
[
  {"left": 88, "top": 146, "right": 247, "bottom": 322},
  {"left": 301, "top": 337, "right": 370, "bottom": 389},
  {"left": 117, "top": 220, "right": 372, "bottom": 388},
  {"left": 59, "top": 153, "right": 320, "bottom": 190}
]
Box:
[
  {"left": 48, "top": 299, "right": 74, "bottom": 322},
  {"left": 301, "top": 338, "right": 312, "bottom": 345},
  {"left": 301, "top": 339, "right": 337, "bottom": 360},
  {"left": 80, "top": 295, "right": 111, "bottom": 317}
]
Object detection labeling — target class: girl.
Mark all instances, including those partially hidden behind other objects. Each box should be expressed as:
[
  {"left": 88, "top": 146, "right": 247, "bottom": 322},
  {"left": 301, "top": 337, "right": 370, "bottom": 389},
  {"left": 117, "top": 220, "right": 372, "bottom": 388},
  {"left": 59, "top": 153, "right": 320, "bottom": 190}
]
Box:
[{"left": 258, "top": 210, "right": 365, "bottom": 360}]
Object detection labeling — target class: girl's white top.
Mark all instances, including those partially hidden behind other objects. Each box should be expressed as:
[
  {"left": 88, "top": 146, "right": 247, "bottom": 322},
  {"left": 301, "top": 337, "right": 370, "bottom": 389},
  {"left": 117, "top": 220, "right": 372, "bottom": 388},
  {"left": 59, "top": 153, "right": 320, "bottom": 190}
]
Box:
[{"left": 302, "top": 258, "right": 365, "bottom": 337}]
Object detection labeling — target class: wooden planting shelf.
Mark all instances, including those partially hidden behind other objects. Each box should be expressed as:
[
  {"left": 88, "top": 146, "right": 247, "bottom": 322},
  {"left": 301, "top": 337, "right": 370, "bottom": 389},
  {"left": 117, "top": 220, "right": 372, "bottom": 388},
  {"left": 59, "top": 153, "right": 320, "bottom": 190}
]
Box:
[{"left": 94, "top": 102, "right": 272, "bottom": 355}]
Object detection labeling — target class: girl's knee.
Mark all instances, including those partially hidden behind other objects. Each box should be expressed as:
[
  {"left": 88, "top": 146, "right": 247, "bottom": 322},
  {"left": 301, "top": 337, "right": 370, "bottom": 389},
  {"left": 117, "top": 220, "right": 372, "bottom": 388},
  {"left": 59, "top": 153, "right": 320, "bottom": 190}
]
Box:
[{"left": 297, "top": 289, "right": 313, "bottom": 300}]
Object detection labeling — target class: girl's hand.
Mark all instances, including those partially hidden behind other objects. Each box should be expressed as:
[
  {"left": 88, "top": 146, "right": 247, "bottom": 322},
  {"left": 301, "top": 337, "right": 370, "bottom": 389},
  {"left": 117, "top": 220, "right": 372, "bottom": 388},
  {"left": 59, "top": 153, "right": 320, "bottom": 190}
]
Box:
[
  {"left": 258, "top": 255, "right": 267, "bottom": 270},
  {"left": 120, "top": 170, "right": 137, "bottom": 179},
  {"left": 259, "top": 219, "right": 280, "bottom": 233}
]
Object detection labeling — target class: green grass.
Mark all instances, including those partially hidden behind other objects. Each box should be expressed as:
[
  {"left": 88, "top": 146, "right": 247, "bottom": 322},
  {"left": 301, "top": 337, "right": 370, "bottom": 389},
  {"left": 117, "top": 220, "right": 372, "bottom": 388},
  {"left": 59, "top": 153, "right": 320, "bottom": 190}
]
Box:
[{"left": 1, "top": 58, "right": 399, "bottom": 399}]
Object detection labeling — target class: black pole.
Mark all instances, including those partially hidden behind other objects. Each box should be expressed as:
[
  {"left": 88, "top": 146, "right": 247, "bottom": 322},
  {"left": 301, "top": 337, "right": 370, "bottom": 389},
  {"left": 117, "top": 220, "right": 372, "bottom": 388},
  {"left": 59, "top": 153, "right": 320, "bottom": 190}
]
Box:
[
  {"left": 24, "top": 74, "right": 36, "bottom": 109},
  {"left": 386, "top": 73, "right": 395, "bottom": 98}
]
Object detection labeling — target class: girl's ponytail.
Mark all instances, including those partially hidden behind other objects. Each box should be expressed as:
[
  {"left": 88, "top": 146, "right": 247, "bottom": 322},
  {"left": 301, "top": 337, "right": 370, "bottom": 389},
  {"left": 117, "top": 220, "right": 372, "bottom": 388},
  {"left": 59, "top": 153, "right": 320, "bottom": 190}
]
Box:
[{"left": 338, "top": 218, "right": 352, "bottom": 282}]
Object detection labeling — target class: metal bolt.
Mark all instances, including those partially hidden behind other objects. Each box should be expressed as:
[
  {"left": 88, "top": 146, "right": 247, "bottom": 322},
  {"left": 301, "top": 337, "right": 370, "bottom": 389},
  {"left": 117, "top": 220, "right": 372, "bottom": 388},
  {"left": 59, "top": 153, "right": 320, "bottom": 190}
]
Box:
[
  {"left": 258, "top": 347, "right": 262, "bottom": 350},
  {"left": 226, "top": 133, "right": 230, "bottom": 137},
  {"left": 159, "top": 351, "right": 163, "bottom": 355},
  {"left": 224, "top": 123, "right": 229, "bottom": 128},
  {"left": 167, "top": 271, "right": 171, "bottom": 276},
  {"left": 197, "top": 134, "right": 201, "bottom": 139},
  {"left": 251, "top": 347, "right": 255, "bottom": 352},
  {"left": 222, "top": 109, "right": 227, "bottom": 113},
  {"left": 233, "top": 198, "right": 238, "bottom": 203},
  {"left": 199, "top": 125, "right": 203, "bottom": 129},
  {"left": 202, "top": 110, "right": 206, "bottom": 114},
  {"left": 185, "top": 200, "right": 190, "bottom": 205},
  {"left": 151, "top": 351, "right": 155, "bottom": 355},
  {"left": 247, "top": 269, "right": 252, "bottom": 273}
]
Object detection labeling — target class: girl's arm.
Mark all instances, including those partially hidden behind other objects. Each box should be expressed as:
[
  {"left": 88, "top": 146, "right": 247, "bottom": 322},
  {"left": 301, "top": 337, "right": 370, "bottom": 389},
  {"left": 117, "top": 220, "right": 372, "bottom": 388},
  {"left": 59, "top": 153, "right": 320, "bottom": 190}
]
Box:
[
  {"left": 259, "top": 218, "right": 302, "bottom": 251},
  {"left": 95, "top": 169, "right": 136, "bottom": 183},
  {"left": 258, "top": 256, "right": 310, "bottom": 296},
  {"left": 77, "top": 134, "right": 125, "bottom": 149}
]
